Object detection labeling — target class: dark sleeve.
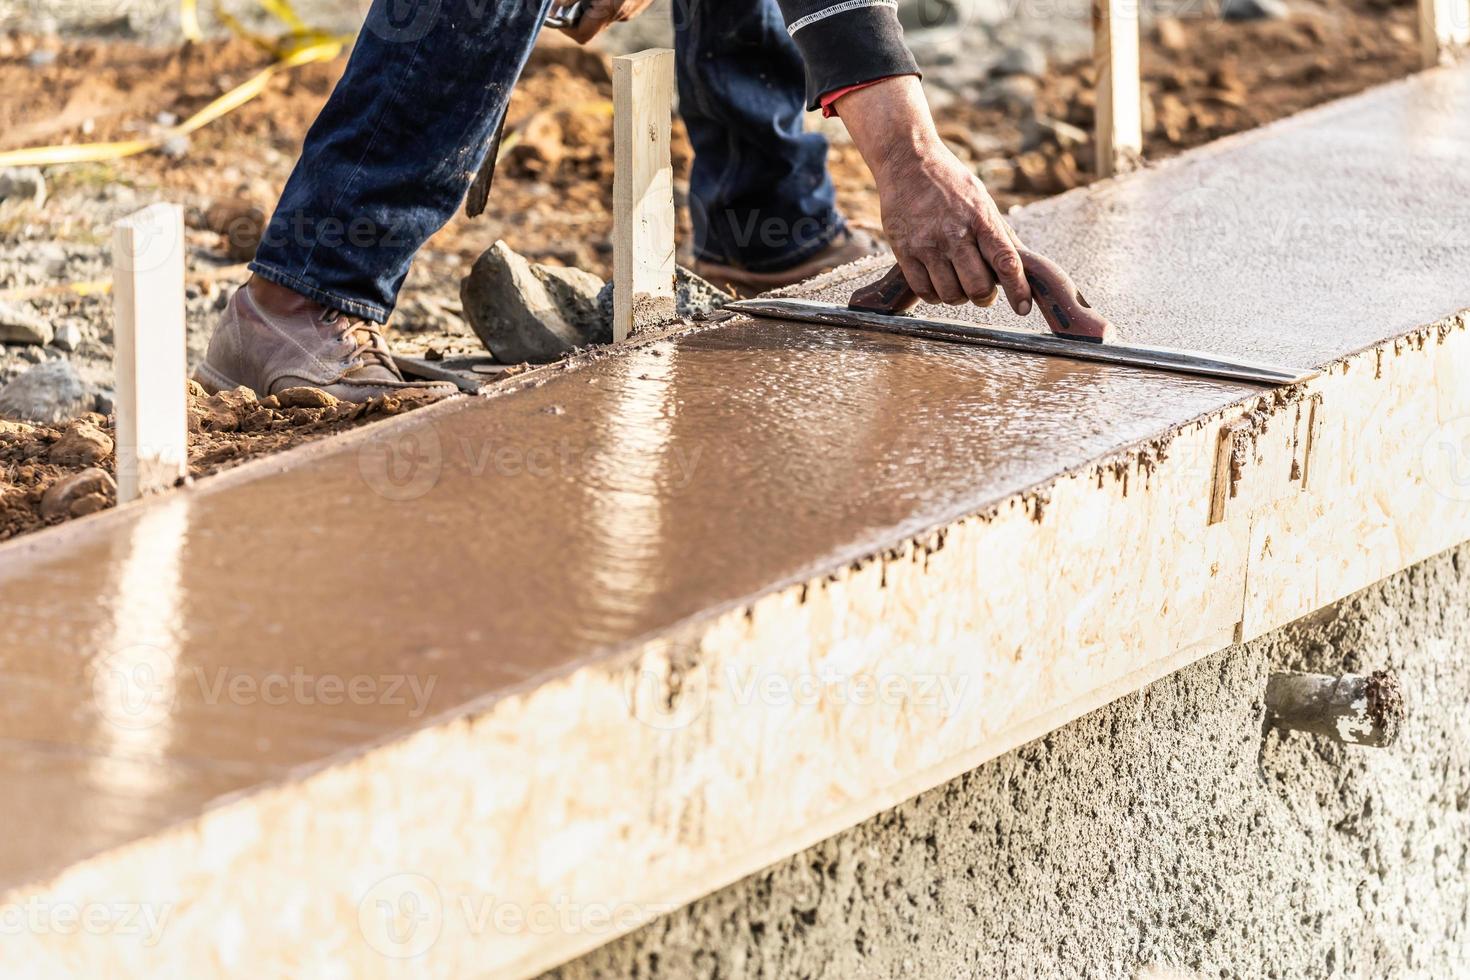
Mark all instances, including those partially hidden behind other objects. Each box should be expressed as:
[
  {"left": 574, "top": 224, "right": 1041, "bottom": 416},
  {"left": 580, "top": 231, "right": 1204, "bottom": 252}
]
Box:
[{"left": 774, "top": 0, "right": 922, "bottom": 110}]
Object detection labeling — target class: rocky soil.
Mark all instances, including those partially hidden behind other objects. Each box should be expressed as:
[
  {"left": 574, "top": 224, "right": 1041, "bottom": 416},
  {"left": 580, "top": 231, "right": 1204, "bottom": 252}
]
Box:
[
  {"left": 0, "top": 382, "right": 443, "bottom": 539},
  {"left": 0, "top": 0, "right": 1424, "bottom": 539}
]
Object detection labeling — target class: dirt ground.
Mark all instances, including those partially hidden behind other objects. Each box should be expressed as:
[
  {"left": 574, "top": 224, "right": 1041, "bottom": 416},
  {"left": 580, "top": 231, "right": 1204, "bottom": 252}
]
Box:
[
  {"left": 0, "top": 383, "right": 442, "bottom": 538},
  {"left": 0, "top": 0, "right": 1424, "bottom": 539}
]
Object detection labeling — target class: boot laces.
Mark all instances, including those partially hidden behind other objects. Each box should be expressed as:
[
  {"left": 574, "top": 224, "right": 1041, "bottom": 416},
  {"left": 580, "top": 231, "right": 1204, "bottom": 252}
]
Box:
[{"left": 323, "top": 309, "right": 399, "bottom": 377}]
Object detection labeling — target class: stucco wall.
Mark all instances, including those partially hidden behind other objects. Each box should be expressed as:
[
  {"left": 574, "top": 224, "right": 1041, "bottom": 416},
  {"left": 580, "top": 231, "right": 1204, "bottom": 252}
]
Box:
[{"left": 550, "top": 544, "right": 1470, "bottom": 979}]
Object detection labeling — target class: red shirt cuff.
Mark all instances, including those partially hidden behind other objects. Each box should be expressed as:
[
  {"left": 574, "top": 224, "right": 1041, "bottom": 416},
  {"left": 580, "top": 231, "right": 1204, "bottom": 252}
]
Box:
[{"left": 819, "top": 74, "right": 914, "bottom": 117}]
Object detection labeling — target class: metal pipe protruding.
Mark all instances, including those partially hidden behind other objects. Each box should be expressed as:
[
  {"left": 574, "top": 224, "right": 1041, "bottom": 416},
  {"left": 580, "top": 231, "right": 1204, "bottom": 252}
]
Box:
[{"left": 1264, "top": 670, "right": 1404, "bottom": 747}]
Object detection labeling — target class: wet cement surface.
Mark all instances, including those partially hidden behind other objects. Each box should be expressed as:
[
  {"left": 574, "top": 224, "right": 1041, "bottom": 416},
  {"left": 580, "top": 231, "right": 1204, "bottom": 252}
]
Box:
[{"left": 3, "top": 64, "right": 1470, "bottom": 890}]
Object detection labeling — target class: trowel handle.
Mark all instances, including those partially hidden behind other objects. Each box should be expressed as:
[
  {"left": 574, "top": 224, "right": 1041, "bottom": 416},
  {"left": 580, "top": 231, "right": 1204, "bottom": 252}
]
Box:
[
  {"left": 848, "top": 264, "right": 918, "bottom": 315},
  {"left": 848, "top": 253, "right": 1114, "bottom": 343},
  {"left": 1016, "top": 249, "right": 1114, "bottom": 343}
]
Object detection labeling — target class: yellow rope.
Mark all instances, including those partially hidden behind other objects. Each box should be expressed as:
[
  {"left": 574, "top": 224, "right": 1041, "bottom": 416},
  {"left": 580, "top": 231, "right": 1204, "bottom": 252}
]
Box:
[{"left": 0, "top": 1, "right": 347, "bottom": 169}]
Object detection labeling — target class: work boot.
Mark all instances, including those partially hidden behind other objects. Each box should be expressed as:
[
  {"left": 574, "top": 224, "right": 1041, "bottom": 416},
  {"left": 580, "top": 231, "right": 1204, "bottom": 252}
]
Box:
[
  {"left": 194, "top": 278, "right": 459, "bottom": 403},
  {"left": 691, "top": 227, "right": 886, "bottom": 297}
]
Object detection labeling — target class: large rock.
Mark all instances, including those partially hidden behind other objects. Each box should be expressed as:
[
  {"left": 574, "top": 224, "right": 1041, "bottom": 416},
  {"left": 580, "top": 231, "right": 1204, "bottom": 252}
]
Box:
[
  {"left": 0, "top": 359, "right": 89, "bottom": 423},
  {"left": 0, "top": 299, "right": 53, "bottom": 346},
  {"left": 460, "top": 241, "right": 609, "bottom": 364}
]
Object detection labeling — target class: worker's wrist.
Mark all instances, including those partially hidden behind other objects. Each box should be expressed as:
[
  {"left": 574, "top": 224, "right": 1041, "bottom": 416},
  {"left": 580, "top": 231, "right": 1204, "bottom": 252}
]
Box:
[
  {"left": 836, "top": 76, "right": 945, "bottom": 183},
  {"left": 870, "top": 131, "right": 948, "bottom": 186}
]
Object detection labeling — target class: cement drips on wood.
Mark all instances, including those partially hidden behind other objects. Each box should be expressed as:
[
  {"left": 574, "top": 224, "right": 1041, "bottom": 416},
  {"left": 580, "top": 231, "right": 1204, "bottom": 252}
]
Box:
[{"left": 550, "top": 544, "right": 1470, "bottom": 979}]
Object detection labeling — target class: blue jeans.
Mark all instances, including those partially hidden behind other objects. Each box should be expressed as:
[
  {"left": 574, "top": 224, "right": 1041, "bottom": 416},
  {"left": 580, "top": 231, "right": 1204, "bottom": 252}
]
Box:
[{"left": 251, "top": 0, "right": 844, "bottom": 323}]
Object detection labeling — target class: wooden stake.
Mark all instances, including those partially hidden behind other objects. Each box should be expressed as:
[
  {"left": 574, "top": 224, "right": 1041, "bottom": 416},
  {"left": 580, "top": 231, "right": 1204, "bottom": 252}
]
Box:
[
  {"left": 1419, "top": 0, "right": 1469, "bottom": 67},
  {"left": 1092, "top": 0, "right": 1142, "bottom": 178},
  {"left": 113, "top": 203, "right": 188, "bottom": 504},
  {"left": 612, "top": 48, "right": 677, "bottom": 343}
]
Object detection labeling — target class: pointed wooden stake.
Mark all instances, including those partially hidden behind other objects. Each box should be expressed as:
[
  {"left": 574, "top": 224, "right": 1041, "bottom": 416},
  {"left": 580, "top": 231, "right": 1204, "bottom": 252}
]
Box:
[{"left": 113, "top": 203, "right": 189, "bottom": 503}]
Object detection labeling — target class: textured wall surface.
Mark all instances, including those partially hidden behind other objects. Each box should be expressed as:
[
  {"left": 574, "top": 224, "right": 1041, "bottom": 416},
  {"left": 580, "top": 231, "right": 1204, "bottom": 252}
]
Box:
[{"left": 551, "top": 544, "right": 1470, "bottom": 979}]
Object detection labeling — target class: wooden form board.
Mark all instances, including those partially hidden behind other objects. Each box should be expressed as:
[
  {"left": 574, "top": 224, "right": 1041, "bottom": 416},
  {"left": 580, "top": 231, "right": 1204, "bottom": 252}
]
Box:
[
  {"left": 1419, "top": 0, "right": 1469, "bottom": 66},
  {"left": 612, "top": 49, "right": 677, "bottom": 343},
  {"left": 1092, "top": 0, "right": 1143, "bottom": 177},
  {"left": 112, "top": 203, "right": 188, "bottom": 503},
  {"left": 8, "top": 310, "right": 1470, "bottom": 979}
]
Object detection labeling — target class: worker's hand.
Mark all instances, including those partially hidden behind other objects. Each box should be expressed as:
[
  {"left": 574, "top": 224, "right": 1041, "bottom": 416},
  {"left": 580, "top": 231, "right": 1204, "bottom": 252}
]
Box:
[
  {"left": 834, "top": 76, "right": 1032, "bottom": 315},
  {"left": 555, "top": 0, "right": 656, "bottom": 44}
]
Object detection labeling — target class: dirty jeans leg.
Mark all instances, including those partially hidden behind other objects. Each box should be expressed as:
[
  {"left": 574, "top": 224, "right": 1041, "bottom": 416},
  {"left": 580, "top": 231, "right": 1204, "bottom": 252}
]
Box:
[
  {"left": 250, "top": 0, "right": 552, "bottom": 323},
  {"left": 675, "top": 0, "right": 844, "bottom": 272}
]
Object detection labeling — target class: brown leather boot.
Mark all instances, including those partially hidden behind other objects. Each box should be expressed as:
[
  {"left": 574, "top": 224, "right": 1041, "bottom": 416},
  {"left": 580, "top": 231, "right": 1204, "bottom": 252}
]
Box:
[
  {"left": 691, "top": 227, "right": 886, "bottom": 298},
  {"left": 194, "top": 278, "right": 459, "bottom": 403}
]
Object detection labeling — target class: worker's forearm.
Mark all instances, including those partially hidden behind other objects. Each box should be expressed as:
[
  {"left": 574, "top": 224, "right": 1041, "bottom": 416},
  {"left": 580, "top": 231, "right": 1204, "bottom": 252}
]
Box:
[
  {"left": 831, "top": 74, "right": 1033, "bottom": 315},
  {"left": 834, "top": 75, "right": 944, "bottom": 184}
]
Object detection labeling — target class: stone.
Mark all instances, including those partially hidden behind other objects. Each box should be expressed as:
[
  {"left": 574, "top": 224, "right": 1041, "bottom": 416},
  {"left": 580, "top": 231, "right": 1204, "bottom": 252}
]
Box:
[
  {"left": 1221, "top": 0, "right": 1288, "bottom": 20},
  {"left": 67, "top": 493, "right": 110, "bottom": 517},
  {"left": 0, "top": 419, "right": 36, "bottom": 442},
  {"left": 204, "top": 198, "right": 266, "bottom": 263},
  {"left": 1154, "top": 16, "right": 1188, "bottom": 52},
  {"left": 40, "top": 468, "right": 115, "bottom": 522},
  {"left": 276, "top": 386, "right": 339, "bottom": 409},
  {"left": 504, "top": 112, "right": 566, "bottom": 179},
  {"left": 160, "top": 135, "right": 191, "bottom": 160},
  {"left": 991, "top": 42, "right": 1046, "bottom": 78},
  {"left": 976, "top": 75, "right": 1038, "bottom": 116},
  {"left": 594, "top": 266, "right": 732, "bottom": 331},
  {"left": 977, "top": 157, "right": 1017, "bottom": 191},
  {"left": 540, "top": 265, "right": 606, "bottom": 336},
  {"left": 1154, "top": 92, "right": 1193, "bottom": 141},
  {"left": 460, "top": 241, "right": 610, "bottom": 364},
  {"left": 48, "top": 419, "right": 113, "bottom": 467},
  {"left": 0, "top": 360, "right": 89, "bottom": 423},
  {"left": 34, "top": 243, "right": 68, "bottom": 278},
  {"left": 52, "top": 321, "right": 82, "bottom": 352},
  {"left": 0, "top": 167, "right": 47, "bottom": 207},
  {"left": 1020, "top": 115, "right": 1091, "bottom": 154},
  {"left": 191, "top": 386, "right": 257, "bottom": 433},
  {"left": 0, "top": 300, "right": 53, "bottom": 346},
  {"left": 1012, "top": 150, "right": 1081, "bottom": 195}
]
